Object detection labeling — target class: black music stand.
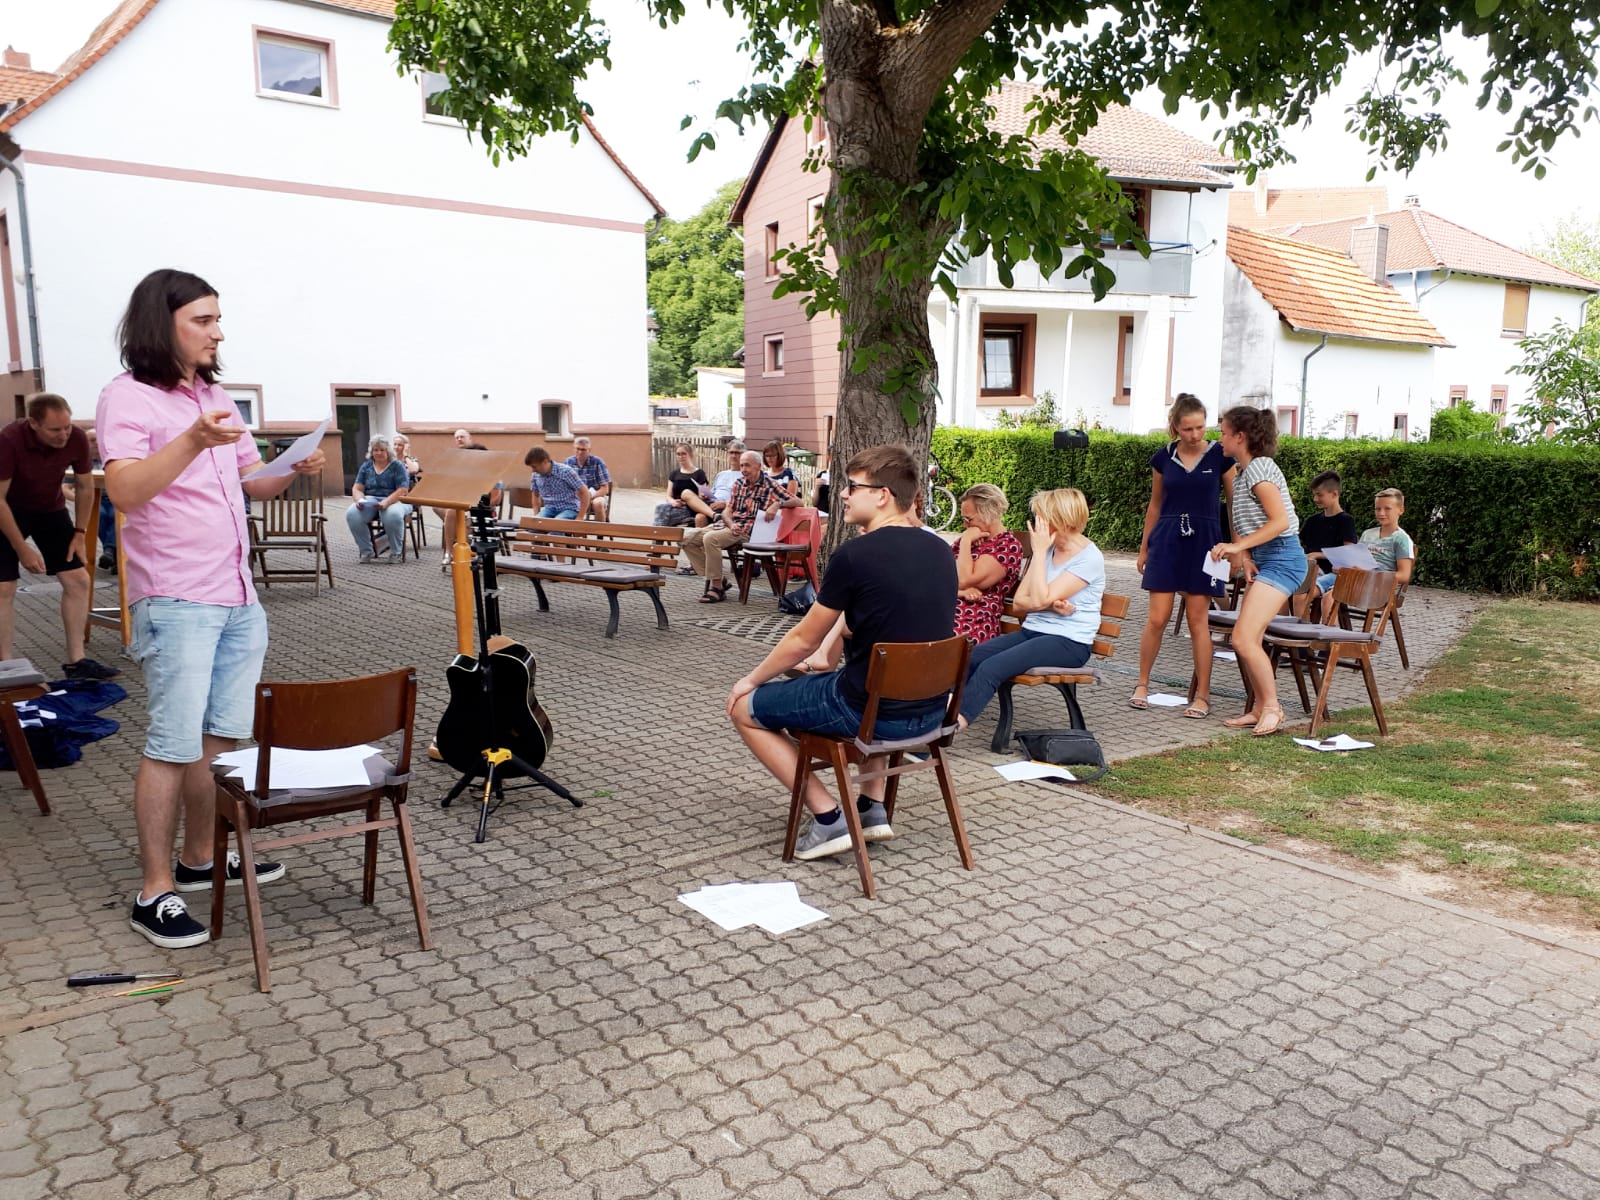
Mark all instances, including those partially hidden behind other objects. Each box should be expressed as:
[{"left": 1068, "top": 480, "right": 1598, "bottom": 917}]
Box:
[{"left": 438, "top": 500, "right": 581, "bottom": 842}]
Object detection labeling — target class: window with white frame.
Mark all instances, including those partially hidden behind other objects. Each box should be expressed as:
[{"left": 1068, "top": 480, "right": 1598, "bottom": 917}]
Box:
[
  {"left": 255, "top": 32, "right": 334, "bottom": 104},
  {"left": 764, "top": 334, "right": 785, "bottom": 375},
  {"left": 1343, "top": 413, "right": 1359, "bottom": 437},
  {"left": 223, "top": 385, "right": 262, "bottom": 429},
  {"left": 1392, "top": 413, "right": 1409, "bottom": 441},
  {"left": 420, "top": 71, "right": 457, "bottom": 121},
  {"left": 540, "top": 402, "right": 570, "bottom": 437}
]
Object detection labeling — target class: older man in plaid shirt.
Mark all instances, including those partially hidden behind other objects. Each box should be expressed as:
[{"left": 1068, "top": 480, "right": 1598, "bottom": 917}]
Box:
[
  {"left": 684, "top": 449, "right": 798, "bottom": 602},
  {"left": 564, "top": 437, "right": 611, "bottom": 521}
]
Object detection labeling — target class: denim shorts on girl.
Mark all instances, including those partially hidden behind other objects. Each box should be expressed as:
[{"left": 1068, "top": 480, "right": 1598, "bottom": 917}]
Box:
[
  {"left": 749, "top": 670, "right": 943, "bottom": 742},
  {"left": 1249, "top": 534, "right": 1309, "bottom": 597},
  {"left": 131, "top": 598, "right": 268, "bottom": 762}
]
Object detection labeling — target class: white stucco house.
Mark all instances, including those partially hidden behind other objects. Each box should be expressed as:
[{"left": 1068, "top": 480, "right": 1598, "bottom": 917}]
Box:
[
  {"left": 0, "top": 0, "right": 663, "bottom": 487},
  {"left": 1221, "top": 226, "right": 1449, "bottom": 440},
  {"left": 1282, "top": 201, "right": 1599, "bottom": 425}
]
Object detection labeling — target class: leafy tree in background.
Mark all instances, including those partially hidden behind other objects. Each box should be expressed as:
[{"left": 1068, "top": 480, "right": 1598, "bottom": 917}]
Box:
[
  {"left": 390, "top": 0, "right": 1600, "bottom": 553},
  {"left": 1527, "top": 212, "right": 1600, "bottom": 355},
  {"left": 1510, "top": 322, "right": 1600, "bottom": 445},
  {"left": 645, "top": 178, "right": 746, "bottom": 397},
  {"left": 1429, "top": 398, "right": 1501, "bottom": 442}
]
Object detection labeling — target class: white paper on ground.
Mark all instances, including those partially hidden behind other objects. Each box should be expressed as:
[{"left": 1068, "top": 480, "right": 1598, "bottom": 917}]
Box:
[
  {"left": 1321, "top": 542, "right": 1379, "bottom": 572},
  {"left": 1213, "top": 650, "right": 1237, "bottom": 661},
  {"left": 677, "top": 881, "right": 828, "bottom": 934},
  {"left": 749, "top": 511, "right": 783, "bottom": 544},
  {"left": 213, "top": 744, "right": 379, "bottom": 788},
  {"left": 1144, "top": 693, "right": 1189, "bottom": 708},
  {"left": 994, "top": 760, "right": 1077, "bottom": 783},
  {"left": 1202, "top": 553, "right": 1232, "bottom": 584},
  {"left": 1292, "top": 734, "right": 1376, "bottom": 752},
  {"left": 250, "top": 417, "right": 333, "bottom": 480}
]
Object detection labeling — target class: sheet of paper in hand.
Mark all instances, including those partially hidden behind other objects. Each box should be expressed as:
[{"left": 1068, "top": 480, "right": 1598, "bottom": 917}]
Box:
[
  {"left": 1321, "top": 542, "right": 1378, "bottom": 572},
  {"left": 1203, "top": 553, "right": 1232, "bottom": 584},
  {"left": 750, "top": 511, "right": 783, "bottom": 544}
]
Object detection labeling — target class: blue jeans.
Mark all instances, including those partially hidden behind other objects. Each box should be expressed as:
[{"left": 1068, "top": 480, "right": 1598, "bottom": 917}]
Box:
[
  {"left": 346, "top": 500, "right": 409, "bottom": 555},
  {"left": 749, "top": 671, "right": 943, "bottom": 741},
  {"left": 98, "top": 493, "right": 116, "bottom": 552},
  {"left": 131, "top": 599, "right": 268, "bottom": 762},
  {"left": 538, "top": 504, "right": 578, "bottom": 520},
  {"left": 960, "top": 627, "right": 1092, "bottom": 724}
]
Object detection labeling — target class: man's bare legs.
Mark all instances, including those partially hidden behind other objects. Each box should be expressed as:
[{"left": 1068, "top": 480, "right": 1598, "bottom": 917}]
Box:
[
  {"left": 0, "top": 580, "right": 17, "bottom": 660},
  {"left": 730, "top": 695, "right": 886, "bottom": 813},
  {"left": 135, "top": 733, "right": 235, "bottom": 900},
  {"left": 58, "top": 567, "right": 90, "bottom": 663}
]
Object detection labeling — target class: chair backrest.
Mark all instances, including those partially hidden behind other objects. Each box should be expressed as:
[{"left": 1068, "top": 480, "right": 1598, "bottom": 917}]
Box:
[
  {"left": 250, "top": 668, "right": 418, "bottom": 796},
  {"left": 854, "top": 636, "right": 972, "bottom": 743},
  {"left": 502, "top": 486, "right": 537, "bottom": 521},
  {"left": 255, "top": 470, "right": 325, "bottom": 536},
  {"left": 1000, "top": 592, "right": 1130, "bottom": 661},
  {"left": 1325, "top": 568, "right": 1397, "bottom": 635}
]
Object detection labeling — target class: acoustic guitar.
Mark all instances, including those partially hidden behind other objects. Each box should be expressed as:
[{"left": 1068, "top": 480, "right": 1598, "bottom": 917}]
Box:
[{"left": 433, "top": 504, "right": 554, "bottom": 774}]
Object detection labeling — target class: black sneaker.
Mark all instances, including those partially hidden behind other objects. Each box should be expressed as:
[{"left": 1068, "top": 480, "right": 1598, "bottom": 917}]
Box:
[
  {"left": 97, "top": 553, "right": 117, "bottom": 573},
  {"left": 130, "top": 891, "right": 209, "bottom": 949},
  {"left": 175, "top": 850, "right": 286, "bottom": 892},
  {"left": 63, "top": 657, "right": 121, "bottom": 681}
]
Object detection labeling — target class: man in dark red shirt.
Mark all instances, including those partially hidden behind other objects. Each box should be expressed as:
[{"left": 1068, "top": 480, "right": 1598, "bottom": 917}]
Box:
[{"left": 0, "top": 393, "right": 120, "bottom": 679}]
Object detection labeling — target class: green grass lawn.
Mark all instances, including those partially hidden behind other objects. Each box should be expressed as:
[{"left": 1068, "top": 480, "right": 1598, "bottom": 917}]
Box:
[{"left": 1091, "top": 599, "right": 1600, "bottom": 925}]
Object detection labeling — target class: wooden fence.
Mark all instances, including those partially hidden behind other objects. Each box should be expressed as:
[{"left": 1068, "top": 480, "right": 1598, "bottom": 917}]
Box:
[{"left": 650, "top": 435, "right": 819, "bottom": 499}]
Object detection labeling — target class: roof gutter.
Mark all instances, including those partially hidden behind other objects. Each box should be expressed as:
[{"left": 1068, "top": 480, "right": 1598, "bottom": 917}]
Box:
[
  {"left": 1298, "top": 334, "right": 1328, "bottom": 436},
  {"left": 0, "top": 150, "right": 43, "bottom": 388}
]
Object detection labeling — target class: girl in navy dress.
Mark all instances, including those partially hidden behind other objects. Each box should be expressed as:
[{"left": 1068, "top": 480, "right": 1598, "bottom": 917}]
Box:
[{"left": 1132, "top": 394, "right": 1235, "bottom": 717}]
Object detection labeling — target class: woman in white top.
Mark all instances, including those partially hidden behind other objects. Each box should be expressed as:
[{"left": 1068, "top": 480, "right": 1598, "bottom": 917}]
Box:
[
  {"left": 957, "top": 488, "right": 1105, "bottom": 729},
  {"left": 1210, "top": 405, "right": 1304, "bottom": 737}
]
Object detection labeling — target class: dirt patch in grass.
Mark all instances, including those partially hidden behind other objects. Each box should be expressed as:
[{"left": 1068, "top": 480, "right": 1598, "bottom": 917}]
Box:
[{"left": 1090, "top": 598, "right": 1600, "bottom": 944}]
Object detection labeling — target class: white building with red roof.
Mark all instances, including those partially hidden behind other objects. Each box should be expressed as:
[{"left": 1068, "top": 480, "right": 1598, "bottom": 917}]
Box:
[
  {"left": 1279, "top": 200, "right": 1599, "bottom": 424},
  {"left": 0, "top": 0, "right": 664, "bottom": 488},
  {"left": 730, "top": 81, "right": 1238, "bottom": 445}
]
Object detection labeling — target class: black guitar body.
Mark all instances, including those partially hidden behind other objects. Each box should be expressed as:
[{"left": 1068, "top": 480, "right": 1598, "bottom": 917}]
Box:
[{"left": 435, "top": 643, "right": 553, "bottom": 774}]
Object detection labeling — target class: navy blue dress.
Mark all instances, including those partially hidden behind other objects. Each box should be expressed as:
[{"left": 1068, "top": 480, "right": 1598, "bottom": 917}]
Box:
[{"left": 1143, "top": 440, "right": 1235, "bottom": 595}]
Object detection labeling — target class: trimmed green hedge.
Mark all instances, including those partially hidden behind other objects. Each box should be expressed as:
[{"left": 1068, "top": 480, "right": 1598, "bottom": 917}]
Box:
[{"left": 930, "top": 428, "right": 1600, "bottom": 598}]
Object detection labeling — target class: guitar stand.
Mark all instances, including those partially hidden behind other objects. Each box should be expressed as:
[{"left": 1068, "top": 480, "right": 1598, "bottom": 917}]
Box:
[{"left": 440, "top": 750, "right": 582, "bottom": 844}]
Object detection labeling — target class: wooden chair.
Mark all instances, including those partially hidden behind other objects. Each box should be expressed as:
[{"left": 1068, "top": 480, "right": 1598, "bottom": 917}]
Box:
[
  {"left": 734, "top": 518, "right": 818, "bottom": 604},
  {"left": 1200, "top": 558, "right": 1323, "bottom": 713},
  {"left": 784, "top": 637, "right": 973, "bottom": 900},
  {"left": 988, "top": 594, "right": 1131, "bottom": 753},
  {"left": 1340, "top": 580, "right": 1411, "bottom": 669},
  {"left": 366, "top": 506, "right": 422, "bottom": 562},
  {"left": 210, "top": 667, "right": 431, "bottom": 992},
  {"left": 248, "top": 471, "right": 334, "bottom": 590}
]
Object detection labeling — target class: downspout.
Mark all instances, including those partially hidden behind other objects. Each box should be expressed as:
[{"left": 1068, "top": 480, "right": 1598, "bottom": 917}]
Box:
[
  {"left": 1298, "top": 334, "right": 1328, "bottom": 435},
  {"left": 0, "top": 150, "right": 43, "bottom": 388}
]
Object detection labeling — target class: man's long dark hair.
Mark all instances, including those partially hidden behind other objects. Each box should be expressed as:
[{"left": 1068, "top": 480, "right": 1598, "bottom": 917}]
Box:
[{"left": 117, "top": 269, "right": 220, "bottom": 389}]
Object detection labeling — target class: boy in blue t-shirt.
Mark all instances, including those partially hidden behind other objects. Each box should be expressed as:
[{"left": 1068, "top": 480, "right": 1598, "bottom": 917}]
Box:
[{"left": 1316, "top": 487, "right": 1414, "bottom": 595}]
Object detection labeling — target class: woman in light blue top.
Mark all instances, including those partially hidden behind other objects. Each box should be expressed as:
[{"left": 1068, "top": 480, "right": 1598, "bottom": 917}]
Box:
[
  {"left": 1210, "top": 405, "right": 1304, "bottom": 737},
  {"left": 958, "top": 488, "right": 1104, "bottom": 728}
]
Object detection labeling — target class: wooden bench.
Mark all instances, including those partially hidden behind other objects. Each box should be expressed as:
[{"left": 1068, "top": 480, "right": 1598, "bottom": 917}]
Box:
[
  {"left": 497, "top": 518, "right": 683, "bottom": 638},
  {"left": 988, "top": 593, "right": 1131, "bottom": 753}
]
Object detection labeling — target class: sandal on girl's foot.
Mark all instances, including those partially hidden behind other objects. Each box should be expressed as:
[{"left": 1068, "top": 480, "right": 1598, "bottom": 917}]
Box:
[
  {"left": 1183, "top": 700, "right": 1210, "bottom": 719},
  {"left": 698, "top": 583, "right": 729, "bottom": 604},
  {"left": 1252, "top": 704, "right": 1286, "bottom": 737},
  {"left": 1129, "top": 687, "right": 1150, "bottom": 710},
  {"left": 1222, "top": 710, "right": 1259, "bottom": 728}
]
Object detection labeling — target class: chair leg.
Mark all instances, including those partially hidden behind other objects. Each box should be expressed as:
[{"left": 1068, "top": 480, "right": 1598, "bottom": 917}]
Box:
[
  {"left": 783, "top": 742, "right": 814, "bottom": 862},
  {"left": 931, "top": 745, "right": 974, "bottom": 870},
  {"left": 1358, "top": 651, "right": 1388, "bottom": 735},
  {"left": 762, "top": 556, "right": 783, "bottom": 598},
  {"left": 1307, "top": 645, "right": 1343, "bottom": 736},
  {"left": 990, "top": 682, "right": 1016, "bottom": 753},
  {"left": 646, "top": 586, "right": 669, "bottom": 630},
  {"left": 392, "top": 796, "right": 433, "bottom": 950},
  {"left": 209, "top": 809, "right": 229, "bottom": 940},
  {"left": 0, "top": 700, "right": 50, "bottom": 814},
  {"left": 1391, "top": 611, "right": 1409, "bottom": 670},
  {"left": 231, "top": 799, "right": 273, "bottom": 992},
  {"left": 882, "top": 750, "right": 904, "bottom": 822},
  {"left": 829, "top": 740, "right": 874, "bottom": 899},
  {"left": 362, "top": 797, "right": 380, "bottom": 905},
  {"left": 602, "top": 590, "right": 621, "bottom": 639},
  {"left": 1057, "top": 683, "right": 1086, "bottom": 730},
  {"left": 736, "top": 555, "right": 756, "bottom": 605},
  {"left": 1170, "top": 595, "right": 1186, "bottom": 637},
  {"left": 1284, "top": 648, "right": 1312, "bottom": 714}
]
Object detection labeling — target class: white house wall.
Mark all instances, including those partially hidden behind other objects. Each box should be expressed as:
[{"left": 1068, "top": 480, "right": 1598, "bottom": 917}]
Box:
[
  {"left": 1218, "top": 262, "right": 1280, "bottom": 408},
  {"left": 1277, "top": 332, "right": 1433, "bottom": 440},
  {"left": 9, "top": 0, "right": 653, "bottom": 427},
  {"left": 1167, "top": 188, "right": 1229, "bottom": 420}
]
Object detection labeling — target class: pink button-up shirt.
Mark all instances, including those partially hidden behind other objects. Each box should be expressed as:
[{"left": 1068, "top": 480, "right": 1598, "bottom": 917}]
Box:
[{"left": 95, "top": 372, "right": 261, "bottom": 607}]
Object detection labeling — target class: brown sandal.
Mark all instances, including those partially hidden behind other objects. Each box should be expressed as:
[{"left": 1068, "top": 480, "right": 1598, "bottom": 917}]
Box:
[
  {"left": 1252, "top": 704, "right": 1286, "bottom": 737},
  {"left": 698, "top": 583, "right": 729, "bottom": 604}
]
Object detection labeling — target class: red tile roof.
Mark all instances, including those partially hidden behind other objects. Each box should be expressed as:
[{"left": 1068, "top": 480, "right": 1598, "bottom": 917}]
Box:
[
  {"left": 1227, "top": 185, "right": 1389, "bottom": 231},
  {"left": 988, "top": 82, "right": 1235, "bottom": 187},
  {"left": 1285, "top": 205, "right": 1600, "bottom": 292},
  {"left": 0, "top": 64, "right": 58, "bottom": 113},
  {"left": 1226, "top": 226, "right": 1449, "bottom": 347}
]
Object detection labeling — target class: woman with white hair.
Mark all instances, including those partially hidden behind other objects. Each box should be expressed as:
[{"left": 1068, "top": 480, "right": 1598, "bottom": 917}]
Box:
[{"left": 345, "top": 435, "right": 411, "bottom": 563}]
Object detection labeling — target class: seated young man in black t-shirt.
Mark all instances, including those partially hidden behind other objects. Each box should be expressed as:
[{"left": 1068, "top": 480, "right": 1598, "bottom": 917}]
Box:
[
  {"left": 1298, "top": 469, "right": 1358, "bottom": 575},
  {"left": 726, "top": 444, "right": 957, "bottom": 861}
]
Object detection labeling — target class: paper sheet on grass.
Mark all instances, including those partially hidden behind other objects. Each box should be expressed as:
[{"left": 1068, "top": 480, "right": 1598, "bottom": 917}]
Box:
[
  {"left": 1143, "top": 693, "right": 1189, "bottom": 708},
  {"left": 1292, "top": 734, "right": 1375, "bottom": 752},
  {"left": 1320, "top": 542, "right": 1379, "bottom": 572},
  {"left": 1202, "top": 553, "right": 1232, "bottom": 584},
  {"left": 249, "top": 417, "right": 332, "bottom": 480},
  {"left": 212, "top": 744, "right": 379, "bottom": 788},
  {"left": 994, "top": 760, "right": 1077, "bottom": 783},
  {"left": 678, "top": 881, "right": 828, "bottom": 934}
]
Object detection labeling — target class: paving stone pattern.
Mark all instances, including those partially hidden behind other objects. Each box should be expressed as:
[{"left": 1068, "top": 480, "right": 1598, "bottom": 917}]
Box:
[{"left": 3, "top": 490, "right": 1595, "bottom": 1199}]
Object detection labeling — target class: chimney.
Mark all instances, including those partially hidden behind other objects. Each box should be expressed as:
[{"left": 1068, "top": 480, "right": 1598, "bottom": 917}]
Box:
[
  {"left": 1253, "top": 171, "right": 1269, "bottom": 218},
  {"left": 1349, "top": 222, "right": 1389, "bottom": 284},
  {"left": 3, "top": 47, "right": 31, "bottom": 70}
]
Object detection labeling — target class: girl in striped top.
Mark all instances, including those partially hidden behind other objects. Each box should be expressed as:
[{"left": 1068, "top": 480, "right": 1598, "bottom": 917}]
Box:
[{"left": 1210, "top": 406, "right": 1304, "bottom": 737}]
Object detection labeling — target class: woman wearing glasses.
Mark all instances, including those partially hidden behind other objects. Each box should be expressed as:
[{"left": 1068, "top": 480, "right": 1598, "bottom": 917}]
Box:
[{"left": 951, "top": 484, "right": 1023, "bottom": 644}]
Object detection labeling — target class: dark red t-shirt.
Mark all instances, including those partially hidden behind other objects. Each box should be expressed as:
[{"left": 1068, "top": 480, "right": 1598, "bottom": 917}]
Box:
[{"left": 0, "top": 419, "right": 92, "bottom": 513}]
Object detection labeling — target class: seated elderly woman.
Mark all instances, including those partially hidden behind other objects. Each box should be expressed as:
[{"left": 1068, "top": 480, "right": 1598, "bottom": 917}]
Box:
[
  {"left": 952, "top": 483, "right": 1024, "bottom": 643},
  {"left": 956, "top": 487, "right": 1105, "bottom": 730},
  {"left": 345, "top": 435, "right": 412, "bottom": 564}
]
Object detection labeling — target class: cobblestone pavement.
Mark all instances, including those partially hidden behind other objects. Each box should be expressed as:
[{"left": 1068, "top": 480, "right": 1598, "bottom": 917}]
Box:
[{"left": 4, "top": 489, "right": 1596, "bottom": 1200}]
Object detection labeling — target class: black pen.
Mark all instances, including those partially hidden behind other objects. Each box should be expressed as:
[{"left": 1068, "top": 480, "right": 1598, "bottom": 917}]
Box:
[{"left": 67, "top": 972, "right": 183, "bottom": 988}]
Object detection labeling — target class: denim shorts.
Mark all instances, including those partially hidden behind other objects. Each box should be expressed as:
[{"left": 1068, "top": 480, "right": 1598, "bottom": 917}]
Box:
[
  {"left": 1250, "top": 534, "right": 1309, "bottom": 597},
  {"left": 538, "top": 505, "right": 578, "bottom": 520},
  {"left": 130, "top": 599, "right": 268, "bottom": 762},
  {"left": 749, "top": 671, "right": 943, "bottom": 742}
]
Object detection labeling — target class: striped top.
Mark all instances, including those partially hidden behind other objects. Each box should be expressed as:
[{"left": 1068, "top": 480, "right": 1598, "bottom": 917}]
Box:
[{"left": 1231, "top": 456, "right": 1298, "bottom": 539}]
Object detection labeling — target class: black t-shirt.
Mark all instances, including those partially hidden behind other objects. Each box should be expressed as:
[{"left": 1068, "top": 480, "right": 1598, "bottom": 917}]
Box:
[
  {"left": 817, "top": 525, "right": 957, "bottom": 718},
  {"left": 669, "top": 467, "right": 707, "bottom": 500},
  {"left": 1300, "top": 510, "right": 1358, "bottom": 557}
]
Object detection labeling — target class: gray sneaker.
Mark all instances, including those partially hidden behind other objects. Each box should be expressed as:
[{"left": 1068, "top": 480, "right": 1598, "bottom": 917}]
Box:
[
  {"left": 359, "top": 551, "right": 375, "bottom": 564},
  {"left": 386, "top": 553, "right": 403, "bottom": 565},
  {"left": 793, "top": 813, "right": 854, "bottom": 861},
  {"left": 858, "top": 802, "right": 894, "bottom": 842}
]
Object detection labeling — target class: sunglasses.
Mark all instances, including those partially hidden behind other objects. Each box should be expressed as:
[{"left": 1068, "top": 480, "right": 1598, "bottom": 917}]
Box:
[{"left": 844, "top": 479, "right": 887, "bottom": 495}]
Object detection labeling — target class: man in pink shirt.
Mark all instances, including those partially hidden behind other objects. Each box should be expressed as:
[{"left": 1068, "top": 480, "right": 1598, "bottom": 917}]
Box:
[{"left": 97, "top": 269, "right": 326, "bottom": 950}]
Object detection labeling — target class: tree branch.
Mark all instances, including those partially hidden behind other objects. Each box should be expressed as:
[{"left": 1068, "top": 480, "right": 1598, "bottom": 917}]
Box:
[{"left": 884, "top": 0, "right": 1010, "bottom": 124}]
